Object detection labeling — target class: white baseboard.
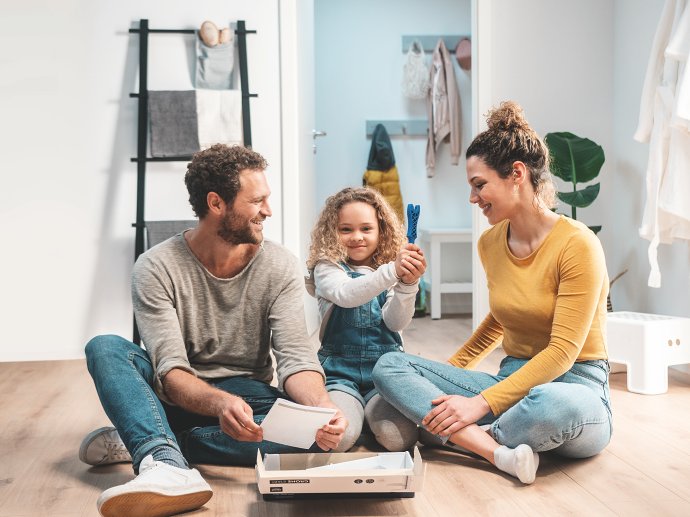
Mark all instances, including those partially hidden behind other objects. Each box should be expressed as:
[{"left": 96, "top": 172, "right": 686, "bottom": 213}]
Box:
[
  {"left": 429, "top": 293, "right": 472, "bottom": 315},
  {"left": 672, "top": 364, "right": 690, "bottom": 377}
]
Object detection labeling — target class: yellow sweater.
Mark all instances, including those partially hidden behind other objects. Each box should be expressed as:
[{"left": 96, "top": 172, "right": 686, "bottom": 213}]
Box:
[{"left": 449, "top": 216, "right": 609, "bottom": 415}]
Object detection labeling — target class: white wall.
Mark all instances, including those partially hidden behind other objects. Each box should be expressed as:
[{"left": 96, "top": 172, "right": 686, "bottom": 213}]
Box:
[
  {"left": 278, "top": 0, "right": 321, "bottom": 334},
  {"left": 0, "top": 0, "right": 283, "bottom": 361},
  {"left": 489, "top": 0, "right": 614, "bottom": 243},
  {"left": 473, "top": 0, "right": 613, "bottom": 325}
]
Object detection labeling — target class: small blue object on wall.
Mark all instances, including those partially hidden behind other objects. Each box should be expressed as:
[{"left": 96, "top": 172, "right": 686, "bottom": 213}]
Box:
[{"left": 407, "top": 204, "right": 421, "bottom": 244}]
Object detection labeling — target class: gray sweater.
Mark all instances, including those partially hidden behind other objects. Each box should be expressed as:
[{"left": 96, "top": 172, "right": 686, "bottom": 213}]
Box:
[{"left": 131, "top": 233, "right": 323, "bottom": 403}]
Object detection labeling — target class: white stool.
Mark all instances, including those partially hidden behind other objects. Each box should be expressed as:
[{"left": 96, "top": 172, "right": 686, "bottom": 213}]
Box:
[
  {"left": 606, "top": 311, "right": 690, "bottom": 394},
  {"left": 418, "top": 228, "right": 472, "bottom": 320}
]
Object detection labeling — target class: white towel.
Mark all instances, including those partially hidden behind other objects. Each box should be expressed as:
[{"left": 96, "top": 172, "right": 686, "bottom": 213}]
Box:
[{"left": 195, "top": 89, "right": 243, "bottom": 149}]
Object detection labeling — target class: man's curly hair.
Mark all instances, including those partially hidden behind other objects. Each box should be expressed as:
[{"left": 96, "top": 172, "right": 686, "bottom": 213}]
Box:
[
  {"left": 306, "top": 187, "right": 405, "bottom": 270},
  {"left": 184, "top": 144, "right": 268, "bottom": 218}
]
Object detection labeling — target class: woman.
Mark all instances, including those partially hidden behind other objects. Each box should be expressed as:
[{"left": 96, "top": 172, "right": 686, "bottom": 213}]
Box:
[{"left": 372, "top": 101, "right": 612, "bottom": 484}]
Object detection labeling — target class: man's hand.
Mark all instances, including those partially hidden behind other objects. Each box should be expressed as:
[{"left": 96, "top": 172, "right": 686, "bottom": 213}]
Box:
[
  {"left": 315, "top": 409, "right": 348, "bottom": 451},
  {"left": 217, "top": 394, "right": 263, "bottom": 442},
  {"left": 163, "top": 368, "right": 264, "bottom": 442},
  {"left": 283, "top": 371, "right": 349, "bottom": 450},
  {"left": 422, "top": 394, "right": 490, "bottom": 436}
]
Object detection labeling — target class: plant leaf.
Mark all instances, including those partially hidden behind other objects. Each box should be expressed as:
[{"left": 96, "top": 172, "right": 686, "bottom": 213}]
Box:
[
  {"left": 545, "top": 132, "right": 605, "bottom": 184},
  {"left": 556, "top": 183, "right": 600, "bottom": 207},
  {"left": 589, "top": 225, "right": 602, "bottom": 234}
]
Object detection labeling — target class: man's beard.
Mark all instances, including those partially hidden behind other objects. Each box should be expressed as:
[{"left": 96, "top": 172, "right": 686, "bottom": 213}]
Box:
[{"left": 217, "top": 211, "right": 263, "bottom": 245}]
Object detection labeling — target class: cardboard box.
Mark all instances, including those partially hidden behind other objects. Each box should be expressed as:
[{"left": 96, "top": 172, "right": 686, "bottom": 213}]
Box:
[{"left": 256, "top": 446, "right": 425, "bottom": 498}]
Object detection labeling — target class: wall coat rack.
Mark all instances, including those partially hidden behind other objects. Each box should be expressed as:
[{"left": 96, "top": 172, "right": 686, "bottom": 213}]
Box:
[
  {"left": 401, "top": 35, "right": 468, "bottom": 52},
  {"left": 365, "top": 120, "right": 428, "bottom": 137}
]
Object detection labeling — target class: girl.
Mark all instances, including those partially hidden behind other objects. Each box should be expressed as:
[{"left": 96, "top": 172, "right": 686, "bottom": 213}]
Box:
[
  {"left": 306, "top": 187, "right": 426, "bottom": 452},
  {"left": 373, "top": 101, "right": 611, "bottom": 485}
]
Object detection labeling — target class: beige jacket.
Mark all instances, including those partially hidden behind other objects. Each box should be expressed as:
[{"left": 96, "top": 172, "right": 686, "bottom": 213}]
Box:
[{"left": 426, "top": 39, "right": 461, "bottom": 177}]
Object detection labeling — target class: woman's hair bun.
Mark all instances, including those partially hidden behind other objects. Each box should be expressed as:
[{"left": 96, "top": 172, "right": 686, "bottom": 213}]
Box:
[{"left": 486, "top": 100, "right": 530, "bottom": 132}]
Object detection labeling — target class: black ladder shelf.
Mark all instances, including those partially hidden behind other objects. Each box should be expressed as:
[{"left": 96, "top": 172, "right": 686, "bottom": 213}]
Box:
[{"left": 128, "top": 18, "right": 257, "bottom": 343}]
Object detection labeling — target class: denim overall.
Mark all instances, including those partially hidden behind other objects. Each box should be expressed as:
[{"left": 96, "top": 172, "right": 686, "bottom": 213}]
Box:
[{"left": 318, "top": 262, "right": 404, "bottom": 406}]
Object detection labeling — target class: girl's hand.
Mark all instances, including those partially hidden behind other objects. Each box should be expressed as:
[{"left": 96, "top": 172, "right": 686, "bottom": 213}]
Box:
[
  {"left": 422, "top": 394, "right": 490, "bottom": 436},
  {"left": 396, "top": 244, "right": 426, "bottom": 283}
]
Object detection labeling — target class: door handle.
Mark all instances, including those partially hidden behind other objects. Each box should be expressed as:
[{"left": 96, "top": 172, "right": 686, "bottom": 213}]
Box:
[{"left": 312, "top": 130, "right": 327, "bottom": 154}]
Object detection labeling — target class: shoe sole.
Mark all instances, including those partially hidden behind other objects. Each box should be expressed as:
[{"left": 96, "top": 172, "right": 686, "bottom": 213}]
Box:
[
  {"left": 99, "top": 490, "right": 213, "bottom": 517},
  {"left": 79, "top": 426, "right": 131, "bottom": 466}
]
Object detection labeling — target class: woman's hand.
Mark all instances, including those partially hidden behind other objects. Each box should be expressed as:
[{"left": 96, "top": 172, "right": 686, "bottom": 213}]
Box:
[
  {"left": 395, "top": 243, "right": 426, "bottom": 284},
  {"left": 422, "top": 394, "right": 491, "bottom": 436}
]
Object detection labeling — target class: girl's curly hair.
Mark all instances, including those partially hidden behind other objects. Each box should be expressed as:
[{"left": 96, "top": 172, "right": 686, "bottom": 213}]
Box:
[{"left": 307, "top": 187, "right": 405, "bottom": 270}]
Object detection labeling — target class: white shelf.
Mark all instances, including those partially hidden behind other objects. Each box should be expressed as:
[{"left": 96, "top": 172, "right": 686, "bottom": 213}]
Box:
[
  {"left": 440, "top": 282, "right": 473, "bottom": 294},
  {"left": 419, "top": 228, "right": 472, "bottom": 319}
]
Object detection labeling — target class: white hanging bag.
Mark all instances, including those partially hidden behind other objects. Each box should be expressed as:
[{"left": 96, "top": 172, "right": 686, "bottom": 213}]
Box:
[{"left": 402, "top": 40, "right": 430, "bottom": 100}]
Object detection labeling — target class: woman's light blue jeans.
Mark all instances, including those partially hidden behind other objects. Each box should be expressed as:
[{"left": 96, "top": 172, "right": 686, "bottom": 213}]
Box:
[
  {"left": 85, "top": 334, "right": 316, "bottom": 471},
  {"left": 372, "top": 352, "right": 613, "bottom": 458}
]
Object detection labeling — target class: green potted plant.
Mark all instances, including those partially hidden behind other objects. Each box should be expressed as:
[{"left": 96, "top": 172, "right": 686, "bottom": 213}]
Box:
[
  {"left": 544, "top": 131, "right": 605, "bottom": 234},
  {"left": 545, "top": 131, "right": 627, "bottom": 310}
]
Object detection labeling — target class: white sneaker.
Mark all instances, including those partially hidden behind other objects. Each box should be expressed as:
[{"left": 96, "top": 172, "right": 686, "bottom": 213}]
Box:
[
  {"left": 97, "top": 455, "right": 213, "bottom": 517},
  {"left": 79, "top": 427, "right": 132, "bottom": 466}
]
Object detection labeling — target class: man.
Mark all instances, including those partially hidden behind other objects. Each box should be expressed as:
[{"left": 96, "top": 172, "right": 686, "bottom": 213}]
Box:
[{"left": 81, "top": 144, "right": 347, "bottom": 517}]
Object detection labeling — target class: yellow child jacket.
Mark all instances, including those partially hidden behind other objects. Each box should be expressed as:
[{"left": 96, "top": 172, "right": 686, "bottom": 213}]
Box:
[{"left": 363, "top": 165, "right": 404, "bottom": 225}]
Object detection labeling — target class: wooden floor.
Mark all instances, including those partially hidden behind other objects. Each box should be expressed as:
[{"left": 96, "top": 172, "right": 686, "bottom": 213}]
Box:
[{"left": 2, "top": 315, "right": 690, "bottom": 516}]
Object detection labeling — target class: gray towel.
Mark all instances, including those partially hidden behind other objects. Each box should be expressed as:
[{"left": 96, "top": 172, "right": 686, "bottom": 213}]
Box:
[
  {"left": 195, "top": 36, "right": 235, "bottom": 90},
  {"left": 145, "top": 220, "right": 197, "bottom": 249},
  {"left": 148, "top": 90, "right": 200, "bottom": 157}
]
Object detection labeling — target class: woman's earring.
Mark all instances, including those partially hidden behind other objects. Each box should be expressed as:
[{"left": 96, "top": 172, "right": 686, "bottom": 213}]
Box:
[{"left": 513, "top": 183, "right": 519, "bottom": 194}]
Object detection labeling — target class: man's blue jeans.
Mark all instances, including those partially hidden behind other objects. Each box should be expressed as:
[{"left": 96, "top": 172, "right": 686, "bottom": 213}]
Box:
[
  {"left": 85, "top": 334, "right": 313, "bottom": 470},
  {"left": 372, "top": 352, "right": 613, "bottom": 458}
]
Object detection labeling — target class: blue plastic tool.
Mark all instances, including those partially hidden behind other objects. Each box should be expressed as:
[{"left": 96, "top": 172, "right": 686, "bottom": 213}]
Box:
[{"left": 406, "top": 204, "right": 421, "bottom": 244}]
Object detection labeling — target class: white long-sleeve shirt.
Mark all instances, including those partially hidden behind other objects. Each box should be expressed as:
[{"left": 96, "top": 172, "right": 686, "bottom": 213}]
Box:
[{"left": 305, "top": 260, "right": 419, "bottom": 342}]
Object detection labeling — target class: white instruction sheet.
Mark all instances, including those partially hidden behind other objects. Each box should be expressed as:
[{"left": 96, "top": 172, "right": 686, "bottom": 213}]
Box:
[
  {"left": 306, "top": 456, "right": 390, "bottom": 471},
  {"left": 260, "top": 399, "right": 337, "bottom": 449}
]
